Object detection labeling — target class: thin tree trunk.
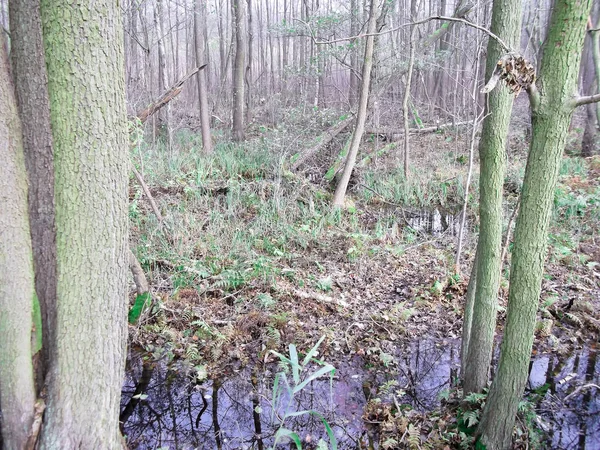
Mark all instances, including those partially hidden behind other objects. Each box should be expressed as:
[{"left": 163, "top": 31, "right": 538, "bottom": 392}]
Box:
[
  {"left": 218, "top": 0, "right": 227, "bottom": 79},
  {"left": 155, "top": 0, "right": 172, "bottom": 151},
  {"left": 477, "top": 0, "right": 594, "bottom": 447},
  {"left": 245, "top": 0, "right": 253, "bottom": 124},
  {"left": 0, "top": 30, "right": 37, "bottom": 450},
  {"left": 195, "top": 0, "right": 213, "bottom": 153},
  {"left": 232, "top": 0, "right": 247, "bottom": 141},
  {"left": 39, "top": 0, "right": 129, "bottom": 446},
  {"left": 349, "top": 0, "right": 359, "bottom": 105},
  {"left": 9, "top": 0, "right": 57, "bottom": 392},
  {"left": 462, "top": 0, "right": 522, "bottom": 396},
  {"left": 402, "top": 0, "right": 418, "bottom": 179},
  {"left": 332, "top": 0, "right": 381, "bottom": 207},
  {"left": 582, "top": 11, "right": 600, "bottom": 157}
]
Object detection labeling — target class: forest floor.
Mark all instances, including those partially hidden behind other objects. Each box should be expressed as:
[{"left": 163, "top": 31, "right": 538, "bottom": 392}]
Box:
[{"left": 125, "top": 108, "right": 600, "bottom": 448}]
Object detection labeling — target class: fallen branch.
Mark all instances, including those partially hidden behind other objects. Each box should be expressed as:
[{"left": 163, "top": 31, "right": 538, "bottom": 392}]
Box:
[
  {"left": 365, "top": 120, "right": 472, "bottom": 136},
  {"left": 135, "top": 64, "right": 206, "bottom": 124},
  {"left": 290, "top": 288, "right": 349, "bottom": 308},
  {"left": 291, "top": 116, "right": 354, "bottom": 170},
  {"left": 564, "top": 383, "right": 600, "bottom": 403},
  {"left": 132, "top": 166, "right": 164, "bottom": 223}
]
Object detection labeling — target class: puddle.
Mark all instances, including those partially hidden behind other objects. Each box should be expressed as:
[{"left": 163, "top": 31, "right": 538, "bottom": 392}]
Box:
[
  {"left": 529, "top": 344, "right": 599, "bottom": 449},
  {"left": 405, "top": 209, "right": 462, "bottom": 236},
  {"left": 120, "top": 341, "right": 599, "bottom": 449}
]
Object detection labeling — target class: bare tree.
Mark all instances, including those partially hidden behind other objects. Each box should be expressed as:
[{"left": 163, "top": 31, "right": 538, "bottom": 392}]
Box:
[
  {"left": 333, "top": 0, "right": 382, "bottom": 207},
  {"left": 195, "top": 0, "right": 213, "bottom": 153},
  {"left": 232, "top": 0, "right": 247, "bottom": 141}
]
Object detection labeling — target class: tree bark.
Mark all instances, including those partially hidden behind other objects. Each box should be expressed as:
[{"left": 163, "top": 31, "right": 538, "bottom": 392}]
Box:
[
  {"left": 9, "top": 0, "right": 57, "bottom": 392},
  {"left": 194, "top": 0, "right": 213, "bottom": 153},
  {"left": 0, "top": 30, "right": 37, "bottom": 450},
  {"left": 462, "top": 0, "right": 522, "bottom": 396},
  {"left": 477, "top": 0, "right": 594, "bottom": 447},
  {"left": 581, "top": 10, "right": 600, "bottom": 157},
  {"left": 402, "top": 0, "right": 418, "bottom": 178},
  {"left": 332, "top": 0, "right": 381, "bottom": 207},
  {"left": 155, "top": 0, "right": 172, "bottom": 150},
  {"left": 39, "top": 0, "right": 129, "bottom": 447},
  {"left": 245, "top": 0, "right": 253, "bottom": 123},
  {"left": 232, "top": 0, "right": 247, "bottom": 142}
]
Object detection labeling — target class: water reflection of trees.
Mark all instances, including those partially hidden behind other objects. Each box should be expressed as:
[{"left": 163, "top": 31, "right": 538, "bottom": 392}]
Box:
[
  {"left": 532, "top": 345, "right": 600, "bottom": 450},
  {"left": 120, "top": 343, "right": 598, "bottom": 449},
  {"left": 120, "top": 354, "right": 369, "bottom": 449}
]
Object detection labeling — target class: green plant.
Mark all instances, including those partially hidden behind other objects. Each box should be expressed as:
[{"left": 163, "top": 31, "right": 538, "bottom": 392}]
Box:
[{"left": 268, "top": 336, "right": 337, "bottom": 450}]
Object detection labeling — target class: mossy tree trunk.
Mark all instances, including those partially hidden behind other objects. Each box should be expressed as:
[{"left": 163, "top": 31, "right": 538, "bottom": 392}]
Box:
[
  {"left": 461, "top": 0, "right": 522, "bottom": 395},
  {"left": 477, "top": 0, "right": 594, "bottom": 447},
  {"left": 39, "top": 1, "right": 129, "bottom": 447},
  {"left": 9, "top": 0, "right": 57, "bottom": 391},
  {"left": 0, "top": 30, "right": 37, "bottom": 450}
]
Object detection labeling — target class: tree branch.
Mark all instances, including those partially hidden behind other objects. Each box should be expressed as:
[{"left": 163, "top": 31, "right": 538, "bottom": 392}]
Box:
[
  {"left": 574, "top": 93, "right": 600, "bottom": 107},
  {"left": 301, "top": 15, "right": 512, "bottom": 53},
  {"left": 135, "top": 65, "right": 207, "bottom": 123}
]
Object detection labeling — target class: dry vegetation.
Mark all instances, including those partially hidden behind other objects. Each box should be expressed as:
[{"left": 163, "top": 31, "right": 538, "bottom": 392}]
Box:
[{"left": 128, "top": 108, "right": 600, "bottom": 380}]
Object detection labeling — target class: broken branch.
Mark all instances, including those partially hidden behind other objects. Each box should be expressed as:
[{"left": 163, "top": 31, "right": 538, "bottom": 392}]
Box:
[{"left": 135, "top": 64, "right": 207, "bottom": 124}]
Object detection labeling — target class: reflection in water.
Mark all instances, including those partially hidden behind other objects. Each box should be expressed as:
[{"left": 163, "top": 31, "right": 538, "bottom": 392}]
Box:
[
  {"left": 120, "top": 342, "right": 599, "bottom": 449},
  {"left": 529, "top": 344, "right": 599, "bottom": 450},
  {"left": 406, "top": 209, "right": 461, "bottom": 236}
]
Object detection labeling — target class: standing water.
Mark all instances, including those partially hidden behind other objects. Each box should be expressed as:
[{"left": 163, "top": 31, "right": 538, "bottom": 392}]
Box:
[{"left": 120, "top": 341, "right": 599, "bottom": 449}]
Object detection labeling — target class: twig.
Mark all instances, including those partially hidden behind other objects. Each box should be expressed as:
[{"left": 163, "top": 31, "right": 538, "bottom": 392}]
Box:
[
  {"left": 132, "top": 166, "right": 164, "bottom": 224},
  {"left": 564, "top": 383, "right": 600, "bottom": 403},
  {"left": 299, "top": 15, "right": 512, "bottom": 53},
  {"left": 358, "top": 183, "right": 411, "bottom": 215}
]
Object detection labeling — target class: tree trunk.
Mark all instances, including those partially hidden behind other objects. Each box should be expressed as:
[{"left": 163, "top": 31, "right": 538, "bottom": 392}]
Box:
[
  {"left": 155, "top": 0, "right": 172, "bottom": 150},
  {"left": 39, "top": 0, "right": 129, "bottom": 446},
  {"left": 0, "top": 30, "right": 37, "bottom": 450},
  {"left": 195, "top": 0, "right": 213, "bottom": 153},
  {"left": 9, "top": 0, "right": 57, "bottom": 391},
  {"left": 581, "top": 10, "right": 600, "bottom": 157},
  {"left": 245, "top": 0, "right": 253, "bottom": 124},
  {"left": 477, "top": 0, "right": 594, "bottom": 447},
  {"left": 349, "top": 0, "right": 359, "bottom": 105},
  {"left": 232, "top": 0, "right": 247, "bottom": 141},
  {"left": 462, "top": 0, "right": 522, "bottom": 396},
  {"left": 402, "top": 0, "right": 418, "bottom": 178},
  {"left": 460, "top": 249, "right": 478, "bottom": 377},
  {"left": 332, "top": 0, "right": 381, "bottom": 207}
]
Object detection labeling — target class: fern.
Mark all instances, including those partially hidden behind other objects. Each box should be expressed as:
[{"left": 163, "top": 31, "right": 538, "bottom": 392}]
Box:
[
  {"left": 266, "top": 326, "right": 281, "bottom": 349},
  {"left": 565, "top": 312, "right": 583, "bottom": 326},
  {"left": 464, "top": 392, "right": 486, "bottom": 404},
  {"left": 382, "top": 437, "right": 398, "bottom": 449},
  {"left": 407, "top": 423, "right": 421, "bottom": 449},
  {"left": 181, "top": 309, "right": 194, "bottom": 322},
  {"left": 462, "top": 410, "right": 479, "bottom": 428},
  {"left": 185, "top": 343, "right": 201, "bottom": 362}
]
